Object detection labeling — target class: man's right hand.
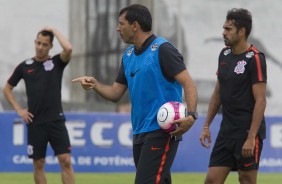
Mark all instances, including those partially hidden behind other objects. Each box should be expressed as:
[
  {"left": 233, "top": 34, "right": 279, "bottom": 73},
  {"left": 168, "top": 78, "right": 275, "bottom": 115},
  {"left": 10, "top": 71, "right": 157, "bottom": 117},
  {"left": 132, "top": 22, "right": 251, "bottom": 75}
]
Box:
[
  {"left": 72, "top": 76, "right": 96, "bottom": 90},
  {"left": 200, "top": 127, "right": 212, "bottom": 148}
]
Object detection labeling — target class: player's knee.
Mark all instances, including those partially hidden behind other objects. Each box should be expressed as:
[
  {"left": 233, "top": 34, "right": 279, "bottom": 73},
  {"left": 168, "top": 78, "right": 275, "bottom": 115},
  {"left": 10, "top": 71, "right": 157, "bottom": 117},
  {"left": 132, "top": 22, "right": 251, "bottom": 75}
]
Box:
[
  {"left": 58, "top": 154, "right": 72, "bottom": 168},
  {"left": 33, "top": 159, "right": 45, "bottom": 170},
  {"left": 204, "top": 174, "right": 221, "bottom": 184},
  {"left": 205, "top": 178, "right": 213, "bottom": 184},
  {"left": 238, "top": 173, "right": 255, "bottom": 184},
  {"left": 204, "top": 175, "right": 213, "bottom": 184}
]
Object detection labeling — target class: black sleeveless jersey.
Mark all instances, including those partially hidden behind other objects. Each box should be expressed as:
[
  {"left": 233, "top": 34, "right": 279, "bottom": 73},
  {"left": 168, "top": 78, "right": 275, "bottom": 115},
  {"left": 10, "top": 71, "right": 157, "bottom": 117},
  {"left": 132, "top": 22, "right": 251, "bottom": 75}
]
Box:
[
  {"left": 8, "top": 54, "right": 68, "bottom": 124},
  {"left": 217, "top": 46, "right": 267, "bottom": 139}
]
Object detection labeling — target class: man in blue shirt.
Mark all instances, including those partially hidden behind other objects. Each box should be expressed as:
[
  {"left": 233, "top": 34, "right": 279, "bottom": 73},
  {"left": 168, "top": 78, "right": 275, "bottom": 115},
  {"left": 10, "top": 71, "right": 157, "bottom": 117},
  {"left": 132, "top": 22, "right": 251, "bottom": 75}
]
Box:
[{"left": 73, "top": 4, "right": 198, "bottom": 184}]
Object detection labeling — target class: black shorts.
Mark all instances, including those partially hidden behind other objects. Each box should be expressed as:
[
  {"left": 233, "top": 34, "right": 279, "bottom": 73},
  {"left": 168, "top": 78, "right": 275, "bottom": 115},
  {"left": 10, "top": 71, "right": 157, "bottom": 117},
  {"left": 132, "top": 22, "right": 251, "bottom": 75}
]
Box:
[
  {"left": 27, "top": 120, "right": 71, "bottom": 159},
  {"left": 133, "top": 130, "right": 179, "bottom": 184},
  {"left": 209, "top": 137, "right": 263, "bottom": 171}
]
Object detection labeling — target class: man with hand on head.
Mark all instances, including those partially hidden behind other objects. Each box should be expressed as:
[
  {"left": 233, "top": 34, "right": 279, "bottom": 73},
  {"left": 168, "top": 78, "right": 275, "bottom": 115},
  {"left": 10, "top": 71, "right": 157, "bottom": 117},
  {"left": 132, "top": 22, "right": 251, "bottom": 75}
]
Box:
[{"left": 3, "top": 27, "right": 75, "bottom": 184}]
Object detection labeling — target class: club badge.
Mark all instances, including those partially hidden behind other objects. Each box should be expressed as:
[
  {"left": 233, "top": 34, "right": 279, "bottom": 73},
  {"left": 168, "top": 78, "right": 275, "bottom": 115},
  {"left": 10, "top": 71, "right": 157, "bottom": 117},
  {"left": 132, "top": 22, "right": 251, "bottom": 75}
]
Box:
[
  {"left": 43, "top": 59, "right": 54, "bottom": 71},
  {"left": 127, "top": 48, "right": 133, "bottom": 56},
  {"left": 234, "top": 60, "right": 247, "bottom": 74},
  {"left": 151, "top": 43, "right": 158, "bottom": 51}
]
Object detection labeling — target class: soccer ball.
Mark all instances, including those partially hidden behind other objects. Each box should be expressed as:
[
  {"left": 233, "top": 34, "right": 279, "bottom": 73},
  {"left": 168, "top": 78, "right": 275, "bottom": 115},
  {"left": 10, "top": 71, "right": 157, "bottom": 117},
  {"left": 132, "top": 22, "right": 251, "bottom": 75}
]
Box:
[{"left": 157, "top": 101, "right": 186, "bottom": 133}]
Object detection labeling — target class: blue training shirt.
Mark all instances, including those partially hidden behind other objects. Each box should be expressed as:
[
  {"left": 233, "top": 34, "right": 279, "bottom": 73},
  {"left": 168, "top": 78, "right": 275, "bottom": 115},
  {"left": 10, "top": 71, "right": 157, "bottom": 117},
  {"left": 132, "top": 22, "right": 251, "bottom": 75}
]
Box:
[{"left": 122, "top": 37, "right": 182, "bottom": 134}]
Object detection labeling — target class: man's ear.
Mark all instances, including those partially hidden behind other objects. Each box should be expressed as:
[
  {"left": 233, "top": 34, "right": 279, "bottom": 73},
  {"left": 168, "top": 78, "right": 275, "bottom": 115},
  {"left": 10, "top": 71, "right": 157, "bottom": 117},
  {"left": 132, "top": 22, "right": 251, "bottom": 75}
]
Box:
[
  {"left": 239, "top": 27, "right": 246, "bottom": 37},
  {"left": 132, "top": 21, "right": 140, "bottom": 31}
]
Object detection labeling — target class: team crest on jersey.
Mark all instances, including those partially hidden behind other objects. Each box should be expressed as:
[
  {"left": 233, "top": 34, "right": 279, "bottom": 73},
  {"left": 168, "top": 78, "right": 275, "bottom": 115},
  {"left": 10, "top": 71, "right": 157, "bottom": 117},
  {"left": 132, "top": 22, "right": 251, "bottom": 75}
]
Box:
[
  {"left": 246, "top": 51, "right": 254, "bottom": 58},
  {"left": 25, "top": 58, "right": 34, "bottom": 65},
  {"left": 43, "top": 59, "right": 54, "bottom": 71},
  {"left": 151, "top": 43, "right": 158, "bottom": 51},
  {"left": 224, "top": 49, "right": 231, "bottom": 56},
  {"left": 27, "top": 145, "right": 33, "bottom": 155},
  {"left": 127, "top": 48, "right": 133, "bottom": 56},
  {"left": 234, "top": 60, "right": 247, "bottom": 74}
]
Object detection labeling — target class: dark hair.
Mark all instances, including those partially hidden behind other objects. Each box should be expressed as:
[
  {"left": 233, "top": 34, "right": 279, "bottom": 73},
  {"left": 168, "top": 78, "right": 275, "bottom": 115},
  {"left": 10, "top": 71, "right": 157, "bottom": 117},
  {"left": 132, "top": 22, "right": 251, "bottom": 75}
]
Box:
[
  {"left": 119, "top": 4, "right": 152, "bottom": 32},
  {"left": 226, "top": 8, "right": 252, "bottom": 38},
  {"left": 37, "top": 30, "right": 54, "bottom": 44}
]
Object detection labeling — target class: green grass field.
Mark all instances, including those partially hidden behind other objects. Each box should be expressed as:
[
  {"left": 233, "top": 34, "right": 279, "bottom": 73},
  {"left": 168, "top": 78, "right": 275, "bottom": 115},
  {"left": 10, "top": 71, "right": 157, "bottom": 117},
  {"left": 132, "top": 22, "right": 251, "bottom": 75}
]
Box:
[{"left": 0, "top": 172, "right": 281, "bottom": 184}]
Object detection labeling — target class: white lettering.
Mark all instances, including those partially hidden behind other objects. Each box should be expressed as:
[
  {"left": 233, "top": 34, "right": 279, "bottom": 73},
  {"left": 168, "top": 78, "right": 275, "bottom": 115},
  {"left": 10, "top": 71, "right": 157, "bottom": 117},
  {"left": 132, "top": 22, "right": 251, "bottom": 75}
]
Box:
[
  {"left": 66, "top": 121, "right": 86, "bottom": 146},
  {"left": 260, "top": 158, "right": 282, "bottom": 167},
  {"left": 13, "top": 155, "right": 32, "bottom": 164},
  {"left": 118, "top": 122, "right": 132, "bottom": 147},
  {"left": 13, "top": 120, "right": 25, "bottom": 145},
  {"left": 270, "top": 124, "right": 282, "bottom": 148},
  {"left": 91, "top": 122, "right": 113, "bottom": 147},
  {"left": 77, "top": 156, "right": 92, "bottom": 166},
  {"left": 45, "top": 156, "right": 59, "bottom": 165},
  {"left": 93, "top": 156, "right": 134, "bottom": 166},
  {"left": 13, "top": 155, "right": 76, "bottom": 165},
  {"left": 12, "top": 119, "right": 133, "bottom": 148}
]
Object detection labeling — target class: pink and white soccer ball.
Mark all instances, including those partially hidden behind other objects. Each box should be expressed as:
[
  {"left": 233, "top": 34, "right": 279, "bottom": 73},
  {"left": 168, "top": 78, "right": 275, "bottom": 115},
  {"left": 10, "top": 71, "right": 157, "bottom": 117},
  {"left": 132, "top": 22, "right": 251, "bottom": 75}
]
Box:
[{"left": 157, "top": 101, "right": 186, "bottom": 133}]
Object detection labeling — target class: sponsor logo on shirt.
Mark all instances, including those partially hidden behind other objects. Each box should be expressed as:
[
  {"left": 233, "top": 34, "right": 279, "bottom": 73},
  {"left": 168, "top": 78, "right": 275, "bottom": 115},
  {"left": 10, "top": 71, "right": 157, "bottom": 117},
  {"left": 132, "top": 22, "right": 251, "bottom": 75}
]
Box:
[
  {"left": 25, "top": 58, "right": 34, "bottom": 65},
  {"left": 220, "top": 61, "right": 227, "bottom": 67},
  {"left": 246, "top": 51, "right": 254, "bottom": 58},
  {"left": 130, "top": 69, "right": 140, "bottom": 77},
  {"left": 27, "top": 69, "right": 34, "bottom": 73},
  {"left": 224, "top": 49, "right": 231, "bottom": 56}
]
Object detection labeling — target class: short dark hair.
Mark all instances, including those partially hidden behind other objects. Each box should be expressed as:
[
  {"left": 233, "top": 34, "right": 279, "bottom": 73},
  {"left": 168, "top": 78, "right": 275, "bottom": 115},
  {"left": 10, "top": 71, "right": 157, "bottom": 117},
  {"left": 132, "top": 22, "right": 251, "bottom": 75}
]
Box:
[
  {"left": 37, "top": 30, "right": 54, "bottom": 44},
  {"left": 119, "top": 4, "right": 152, "bottom": 32},
  {"left": 226, "top": 8, "right": 252, "bottom": 38}
]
